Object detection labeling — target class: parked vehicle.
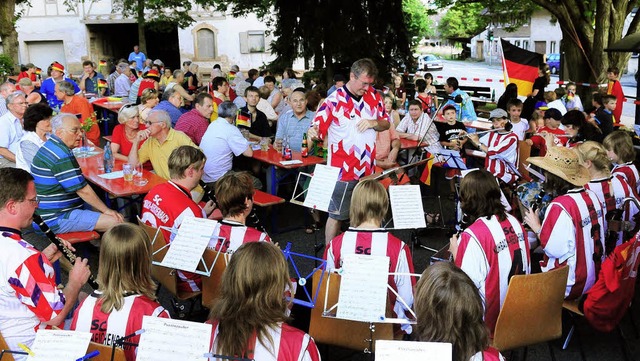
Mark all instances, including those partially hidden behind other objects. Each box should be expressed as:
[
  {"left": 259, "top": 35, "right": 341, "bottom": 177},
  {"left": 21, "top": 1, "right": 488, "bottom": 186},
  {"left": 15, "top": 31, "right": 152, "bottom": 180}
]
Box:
[
  {"left": 546, "top": 53, "right": 560, "bottom": 74},
  {"left": 417, "top": 54, "right": 444, "bottom": 71}
]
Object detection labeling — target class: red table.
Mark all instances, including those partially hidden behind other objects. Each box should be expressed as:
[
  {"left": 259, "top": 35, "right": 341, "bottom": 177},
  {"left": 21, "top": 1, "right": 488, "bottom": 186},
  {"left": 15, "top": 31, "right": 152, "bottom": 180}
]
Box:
[
  {"left": 400, "top": 138, "right": 428, "bottom": 149},
  {"left": 92, "top": 98, "right": 126, "bottom": 136},
  {"left": 252, "top": 147, "right": 325, "bottom": 195}
]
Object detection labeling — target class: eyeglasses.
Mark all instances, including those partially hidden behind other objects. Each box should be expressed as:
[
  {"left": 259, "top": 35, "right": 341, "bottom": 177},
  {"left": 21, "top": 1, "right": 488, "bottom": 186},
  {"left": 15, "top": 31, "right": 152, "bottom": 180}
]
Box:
[
  {"left": 144, "top": 120, "right": 162, "bottom": 126},
  {"left": 11, "top": 102, "right": 28, "bottom": 106},
  {"left": 26, "top": 196, "right": 39, "bottom": 206},
  {"left": 355, "top": 76, "right": 374, "bottom": 87}
]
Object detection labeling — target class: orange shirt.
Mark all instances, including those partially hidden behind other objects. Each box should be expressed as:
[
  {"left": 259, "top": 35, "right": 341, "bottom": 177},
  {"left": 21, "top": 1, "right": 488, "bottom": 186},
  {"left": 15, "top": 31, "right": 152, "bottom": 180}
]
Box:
[{"left": 61, "top": 96, "right": 100, "bottom": 145}]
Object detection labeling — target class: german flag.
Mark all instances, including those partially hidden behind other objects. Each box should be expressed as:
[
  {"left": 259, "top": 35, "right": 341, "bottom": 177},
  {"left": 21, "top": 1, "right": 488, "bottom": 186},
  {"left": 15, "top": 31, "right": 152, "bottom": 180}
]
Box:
[
  {"left": 500, "top": 39, "right": 543, "bottom": 96},
  {"left": 236, "top": 110, "right": 251, "bottom": 128},
  {"left": 419, "top": 152, "right": 434, "bottom": 186},
  {"left": 97, "top": 79, "right": 108, "bottom": 88}
]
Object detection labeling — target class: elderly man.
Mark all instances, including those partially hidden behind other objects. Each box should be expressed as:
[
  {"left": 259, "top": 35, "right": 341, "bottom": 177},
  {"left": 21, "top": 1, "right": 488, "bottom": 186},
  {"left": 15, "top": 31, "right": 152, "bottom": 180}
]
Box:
[
  {"left": 32, "top": 113, "right": 124, "bottom": 233},
  {"left": 440, "top": 76, "right": 476, "bottom": 121},
  {"left": 175, "top": 92, "right": 214, "bottom": 145},
  {"left": 78, "top": 60, "right": 105, "bottom": 96},
  {"left": 154, "top": 88, "right": 185, "bottom": 127},
  {"left": 308, "top": 58, "right": 390, "bottom": 244},
  {"left": 128, "top": 109, "right": 197, "bottom": 180},
  {"left": 0, "top": 82, "right": 16, "bottom": 116},
  {"left": 57, "top": 81, "right": 100, "bottom": 145},
  {"left": 40, "top": 62, "right": 80, "bottom": 112},
  {"left": 0, "top": 168, "right": 90, "bottom": 361},
  {"left": 0, "top": 92, "right": 28, "bottom": 168},
  {"left": 275, "top": 88, "right": 314, "bottom": 152},
  {"left": 128, "top": 45, "right": 146, "bottom": 72},
  {"left": 113, "top": 62, "right": 132, "bottom": 97}
]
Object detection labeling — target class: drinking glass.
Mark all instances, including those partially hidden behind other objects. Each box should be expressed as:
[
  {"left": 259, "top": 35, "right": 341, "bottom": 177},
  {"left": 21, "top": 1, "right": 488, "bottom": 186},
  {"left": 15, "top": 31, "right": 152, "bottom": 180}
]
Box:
[{"left": 133, "top": 163, "right": 148, "bottom": 186}]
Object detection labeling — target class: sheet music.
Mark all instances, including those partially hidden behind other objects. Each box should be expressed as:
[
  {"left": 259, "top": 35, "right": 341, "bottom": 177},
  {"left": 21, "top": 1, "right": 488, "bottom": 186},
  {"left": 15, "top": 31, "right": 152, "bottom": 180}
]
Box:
[
  {"left": 303, "top": 164, "right": 340, "bottom": 212},
  {"left": 336, "top": 254, "right": 390, "bottom": 322},
  {"left": 160, "top": 217, "right": 218, "bottom": 272},
  {"left": 438, "top": 149, "right": 467, "bottom": 170},
  {"left": 137, "top": 317, "right": 212, "bottom": 361},
  {"left": 27, "top": 329, "right": 92, "bottom": 361},
  {"left": 389, "top": 185, "right": 427, "bottom": 229},
  {"left": 375, "top": 340, "right": 452, "bottom": 361}
]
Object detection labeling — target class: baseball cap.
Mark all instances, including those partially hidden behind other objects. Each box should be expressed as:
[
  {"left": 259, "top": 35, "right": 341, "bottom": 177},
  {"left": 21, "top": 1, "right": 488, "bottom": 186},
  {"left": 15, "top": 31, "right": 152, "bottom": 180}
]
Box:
[
  {"left": 544, "top": 108, "right": 562, "bottom": 120},
  {"left": 489, "top": 108, "right": 508, "bottom": 119}
]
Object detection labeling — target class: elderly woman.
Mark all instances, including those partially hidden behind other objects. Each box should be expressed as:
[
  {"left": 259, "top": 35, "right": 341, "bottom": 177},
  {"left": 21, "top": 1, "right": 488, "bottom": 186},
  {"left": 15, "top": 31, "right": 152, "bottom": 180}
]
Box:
[
  {"left": 159, "top": 68, "right": 173, "bottom": 91},
  {"left": 138, "top": 88, "right": 159, "bottom": 123},
  {"left": 185, "top": 63, "right": 199, "bottom": 92},
  {"left": 264, "top": 75, "right": 283, "bottom": 114},
  {"left": 18, "top": 78, "right": 46, "bottom": 105},
  {"left": 166, "top": 69, "right": 194, "bottom": 102},
  {"left": 110, "top": 104, "right": 147, "bottom": 162},
  {"left": 16, "top": 103, "right": 53, "bottom": 171},
  {"left": 57, "top": 80, "right": 100, "bottom": 145}
]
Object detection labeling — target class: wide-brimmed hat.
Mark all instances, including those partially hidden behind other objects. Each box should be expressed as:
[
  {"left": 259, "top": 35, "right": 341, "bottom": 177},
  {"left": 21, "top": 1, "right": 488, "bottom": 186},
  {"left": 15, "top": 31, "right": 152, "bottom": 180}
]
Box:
[{"left": 527, "top": 146, "right": 590, "bottom": 186}]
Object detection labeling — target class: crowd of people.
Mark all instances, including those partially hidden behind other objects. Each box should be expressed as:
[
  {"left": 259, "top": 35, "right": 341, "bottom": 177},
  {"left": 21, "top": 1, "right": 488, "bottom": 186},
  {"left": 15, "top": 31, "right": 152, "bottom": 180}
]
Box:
[{"left": 0, "top": 49, "right": 637, "bottom": 361}]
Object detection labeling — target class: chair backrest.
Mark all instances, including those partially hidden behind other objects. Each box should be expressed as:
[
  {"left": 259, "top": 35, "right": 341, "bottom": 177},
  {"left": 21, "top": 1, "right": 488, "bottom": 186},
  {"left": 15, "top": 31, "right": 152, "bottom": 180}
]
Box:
[
  {"left": 201, "top": 248, "right": 229, "bottom": 309},
  {"left": 492, "top": 266, "right": 569, "bottom": 351},
  {"left": 309, "top": 272, "right": 394, "bottom": 352},
  {"left": 0, "top": 331, "right": 15, "bottom": 361},
  {"left": 86, "top": 341, "right": 126, "bottom": 361},
  {"left": 518, "top": 140, "right": 532, "bottom": 182},
  {"left": 137, "top": 218, "right": 179, "bottom": 296}
]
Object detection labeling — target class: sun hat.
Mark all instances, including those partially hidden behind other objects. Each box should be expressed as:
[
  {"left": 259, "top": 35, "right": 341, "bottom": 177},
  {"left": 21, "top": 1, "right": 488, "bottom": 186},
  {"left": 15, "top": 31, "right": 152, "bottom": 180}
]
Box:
[
  {"left": 527, "top": 146, "right": 590, "bottom": 186},
  {"left": 489, "top": 108, "right": 508, "bottom": 119}
]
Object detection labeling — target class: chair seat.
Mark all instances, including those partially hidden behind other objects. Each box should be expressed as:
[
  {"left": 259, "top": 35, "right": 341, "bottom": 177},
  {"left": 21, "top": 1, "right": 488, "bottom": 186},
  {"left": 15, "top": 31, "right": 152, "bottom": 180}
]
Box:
[
  {"left": 563, "top": 298, "right": 584, "bottom": 316},
  {"left": 254, "top": 190, "right": 285, "bottom": 207},
  {"left": 57, "top": 231, "right": 100, "bottom": 244}
]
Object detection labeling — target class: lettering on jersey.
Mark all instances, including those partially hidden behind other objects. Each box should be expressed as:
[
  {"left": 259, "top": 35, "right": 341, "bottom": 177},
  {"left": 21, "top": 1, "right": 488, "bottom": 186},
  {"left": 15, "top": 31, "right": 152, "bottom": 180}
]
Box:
[
  {"left": 143, "top": 199, "right": 170, "bottom": 223},
  {"left": 355, "top": 245, "right": 372, "bottom": 255}
]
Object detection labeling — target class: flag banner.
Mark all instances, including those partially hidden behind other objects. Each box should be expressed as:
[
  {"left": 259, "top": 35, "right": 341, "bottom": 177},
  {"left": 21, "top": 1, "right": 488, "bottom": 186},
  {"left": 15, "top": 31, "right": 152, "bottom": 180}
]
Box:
[
  {"left": 235, "top": 109, "right": 251, "bottom": 128},
  {"left": 97, "top": 79, "right": 108, "bottom": 88},
  {"left": 419, "top": 153, "right": 434, "bottom": 186},
  {"left": 501, "top": 39, "right": 543, "bottom": 96}
]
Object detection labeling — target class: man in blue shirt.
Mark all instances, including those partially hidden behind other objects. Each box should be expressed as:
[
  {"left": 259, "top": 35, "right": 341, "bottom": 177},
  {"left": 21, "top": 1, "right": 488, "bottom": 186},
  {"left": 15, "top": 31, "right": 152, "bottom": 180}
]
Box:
[
  {"left": 128, "top": 45, "right": 146, "bottom": 72},
  {"left": 78, "top": 60, "right": 105, "bottom": 96},
  {"left": 154, "top": 88, "right": 185, "bottom": 127},
  {"left": 275, "top": 89, "right": 314, "bottom": 152},
  {"left": 40, "top": 62, "right": 80, "bottom": 112},
  {"left": 440, "top": 76, "right": 477, "bottom": 122}
]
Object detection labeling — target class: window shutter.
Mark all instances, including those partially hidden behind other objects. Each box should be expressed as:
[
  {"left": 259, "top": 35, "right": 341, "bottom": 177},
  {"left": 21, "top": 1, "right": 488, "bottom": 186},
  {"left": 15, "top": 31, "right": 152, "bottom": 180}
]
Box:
[{"left": 239, "top": 32, "right": 249, "bottom": 54}]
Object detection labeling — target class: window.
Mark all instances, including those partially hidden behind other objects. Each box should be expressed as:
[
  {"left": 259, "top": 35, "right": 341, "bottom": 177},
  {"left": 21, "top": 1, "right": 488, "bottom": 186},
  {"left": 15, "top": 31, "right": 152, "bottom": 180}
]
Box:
[
  {"left": 523, "top": 40, "right": 529, "bottom": 50},
  {"left": 550, "top": 41, "right": 557, "bottom": 53},
  {"left": 240, "top": 31, "right": 266, "bottom": 53},
  {"left": 197, "top": 29, "right": 216, "bottom": 59},
  {"left": 515, "top": 40, "right": 521, "bottom": 47}
]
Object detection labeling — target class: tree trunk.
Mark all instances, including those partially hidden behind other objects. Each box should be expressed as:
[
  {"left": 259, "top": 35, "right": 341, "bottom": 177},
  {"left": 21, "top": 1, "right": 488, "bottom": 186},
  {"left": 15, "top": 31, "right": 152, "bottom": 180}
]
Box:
[
  {"left": 0, "top": 0, "right": 19, "bottom": 72},
  {"left": 136, "top": 0, "right": 146, "bottom": 53}
]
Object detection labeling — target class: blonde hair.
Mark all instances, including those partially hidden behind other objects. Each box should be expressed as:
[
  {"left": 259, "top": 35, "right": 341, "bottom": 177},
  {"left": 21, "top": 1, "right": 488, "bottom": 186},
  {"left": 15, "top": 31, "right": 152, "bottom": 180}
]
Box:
[
  {"left": 209, "top": 242, "right": 292, "bottom": 358},
  {"left": 97, "top": 223, "right": 157, "bottom": 313},
  {"left": 349, "top": 179, "right": 389, "bottom": 227},
  {"left": 576, "top": 141, "right": 611, "bottom": 174},
  {"left": 140, "top": 88, "right": 158, "bottom": 105},
  {"left": 168, "top": 146, "right": 206, "bottom": 179},
  {"left": 117, "top": 104, "right": 139, "bottom": 124},
  {"left": 603, "top": 131, "right": 636, "bottom": 163}
]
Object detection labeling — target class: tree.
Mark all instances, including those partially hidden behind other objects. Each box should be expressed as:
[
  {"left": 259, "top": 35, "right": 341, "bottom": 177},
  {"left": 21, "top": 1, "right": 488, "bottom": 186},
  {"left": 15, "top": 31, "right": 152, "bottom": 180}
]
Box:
[
  {"left": 404, "top": 0, "right": 435, "bottom": 45},
  {"left": 0, "top": 0, "right": 27, "bottom": 72},
  {"left": 438, "top": 3, "right": 488, "bottom": 39}
]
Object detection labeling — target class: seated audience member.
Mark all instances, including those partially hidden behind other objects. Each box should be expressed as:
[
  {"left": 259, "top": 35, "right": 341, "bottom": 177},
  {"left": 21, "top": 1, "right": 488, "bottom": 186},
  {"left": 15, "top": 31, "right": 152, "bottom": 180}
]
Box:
[
  {"left": 605, "top": 131, "right": 640, "bottom": 193},
  {"left": 324, "top": 179, "right": 415, "bottom": 333},
  {"left": 497, "top": 83, "right": 518, "bottom": 112},
  {"left": 137, "top": 69, "right": 160, "bottom": 98},
  {"left": 166, "top": 70, "right": 195, "bottom": 103},
  {"left": 591, "top": 94, "right": 616, "bottom": 137},
  {"left": 562, "top": 82, "right": 584, "bottom": 111},
  {"left": 111, "top": 104, "right": 147, "bottom": 161},
  {"left": 16, "top": 103, "right": 52, "bottom": 171},
  {"left": 279, "top": 82, "right": 304, "bottom": 116},
  {"left": 138, "top": 88, "right": 159, "bottom": 122},
  {"left": 264, "top": 75, "right": 284, "bottom": 114},
  {"left": 0, "top": 92, "right": 28, "bottom": 168},
  {"left": 57, "top": 80, "right": 100, "bottom": 145},
  {"left": 0, "top": 82, "right": 16, "bottom": 116},
  {"left": 128, "top": 72, "right": 145, "bottom": 104},
  {"left": 396, "top": 99, "right": 441, "bottom": 156},
  {"left": 0, "top": 168, "right": 90, "bottom": 361},
  {"left": 275, "top": 89, "right": 313, "bottom": 152},
  {"left": 185, "top": 63, "right": 199, "bottom": 92},
  {"left": 305, "top": 90, "right": 323, "bottom": 112},
  {"left": 524, "top": 146, "right": 605, "bottom": 300},
  {"left": 415, "top": 262, "right": 505, "bottom": 361},
  {"left": 32, "top": 113, "right": 124, "bottom": 233},
  {"left": 70, "top": 223, "right": 170, "bottom": 361},
  {"left": 440, "top": 76, "right": 477, "bottom": 121},
  {"left": 577, "top": 141, "right": 639, "bottom": 251},
  {"left": 232, "top": 81, "right": 249, "bottom": 109},
  {"left": 159, "top": 68, "right": 174, "bottom": 90},
  {"left": 18, "top": 78, "right": 46, "bottom": 105},
  {"left": 252, "top": 69, "right": 268, "bottom": 88},
  {"left": 78, "top": 60, "right": 105, "bottom": 96},
  {"left": 113, "top": 62, "right": 132, "bottom": 97},
  {"left": 384, "top": 94, "right": 401, "bottom": 127},
  {"left": 257, "top": 85, "right": 279, "bottom": 127},
  {"left": 527, "top": 108, "right": 567, "bottom": 156},
  {"left": 280, "top": 68, "right": 297, "bottom": 89},
  {"left": 546, "top": 88, "right": 568, "bottom": 115},
  {"left": 468, "top": 108, "right": 519, "bottom": 185},
  {"left": 210, "top": 76, "right": 228, "bottom": 104},
  {"left": 40, "top": 62, "right": 80, "bottom": 111},
  {"left": 128, "top": 110, "right": 196, "bottom": 180},
  {"left": 153, "top": 88, "right": 185, "bottom": 127},
  {"left": 239, "top": 85, "right": 272, "bottom": 140},
  {"left": 562, "top": 109, "right": 602, "bottom": 146},
  {"left": 209, "top": 172, "right": 271, "bottom": 253},
  {"left": 208, "top": 242, "right": 321, "bottom": 361},
  {"left": 450, "top": 169, "right": 530, "bottom": 334},
  {"left": 17, "top": 63, "right": 40, "bottom": 88},
  {"left": 506, "top": 98, "right": 528, "bottom": 140},
  {"left": 175, "top": 92, "right": 215, "bottom": 145}
]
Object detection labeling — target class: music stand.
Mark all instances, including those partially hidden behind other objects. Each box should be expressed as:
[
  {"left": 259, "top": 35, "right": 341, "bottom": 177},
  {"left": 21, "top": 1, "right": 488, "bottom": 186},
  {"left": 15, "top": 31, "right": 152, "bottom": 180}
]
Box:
[
  {"left": 150, "top": 226, "right": 218, "bottom": 277},
  {"left": 282, "top": 242, "right": 327, "bottom": 308}
]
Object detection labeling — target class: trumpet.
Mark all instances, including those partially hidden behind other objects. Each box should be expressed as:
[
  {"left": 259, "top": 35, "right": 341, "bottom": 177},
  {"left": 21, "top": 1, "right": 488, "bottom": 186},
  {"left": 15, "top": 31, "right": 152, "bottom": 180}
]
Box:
[{"left": 451, "top": 122, "right": 514, "bottom": 140}]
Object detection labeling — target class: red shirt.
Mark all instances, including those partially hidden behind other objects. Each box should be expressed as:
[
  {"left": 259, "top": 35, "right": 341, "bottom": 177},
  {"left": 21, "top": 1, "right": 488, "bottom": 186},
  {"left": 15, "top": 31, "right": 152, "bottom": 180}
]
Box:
[
  {"left": 174, "top": 109, "right": 209, "bottom": 145},
  {"left": 137, "top": 79, "right": 157, "bottom": 97},
  {"left": 60, "top": 96, "right": 100, "bottom": 145},
  {"left": 110, "top": 124, "right": 147, "bottom": 156},
  {"left": 208, "top": 220, "right": 271, "bottom": 253}
]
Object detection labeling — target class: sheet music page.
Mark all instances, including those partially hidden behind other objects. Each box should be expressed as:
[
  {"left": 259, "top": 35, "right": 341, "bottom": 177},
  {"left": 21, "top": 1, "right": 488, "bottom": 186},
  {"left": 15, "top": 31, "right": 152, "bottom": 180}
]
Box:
[
  {"left": 27, "top": 329, "right": 92, "bottom": 361},
  {"left": 160, "top": 217, "right": 218, "bottom": 272},
  {"left": 303, "top": 164, "right": 340, "bottom": 212},
  {"left": 137, "top": 317, "right": 212, "bottom": 361},
  {"left": 389, "top": 185, "right": 427, "bottom": 229},
  {"left": 375, "top": 340, "right": 452, "bottom": 361},
  {"left": 336, "top": 254, "right": 390, "bottom": 322}
]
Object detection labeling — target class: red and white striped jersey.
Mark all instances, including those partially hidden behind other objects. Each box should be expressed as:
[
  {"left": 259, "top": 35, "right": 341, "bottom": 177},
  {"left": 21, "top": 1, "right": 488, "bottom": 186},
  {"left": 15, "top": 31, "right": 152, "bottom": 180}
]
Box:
[
  {"left": 481, "top": 131, "right": 519, "bottom": 184},
  {"left": 612, "top": 162, "right": 640, "bottom": 194},
  {"left": 208, "top": 220, "right": 271, "bottom": 254},
  {"left": 324, "top": 229, "right": 416, "bottom": 333},
  {"left": 208, "top": 321, "right": 320, "bottom": 361},
  {"left": 313, "top": 86, "right": 389, "bottom": 181},
  {"left": 141, "top": 181, "right": 207, "bottom": 293},
  {"left": 470, "top": 348, "right": 505, "bottom": 361},
  {"left": 585, "top": 175, "right": 639, "bottom": 248},
  {"left": 455, "top": 214, "right": 530, "bottom": 335},
  {"left": 71, "top": 292, "right": 170, "bottom": 361},
  {"left": 539, "top": 188, "right": 605, "bottom": 300}
]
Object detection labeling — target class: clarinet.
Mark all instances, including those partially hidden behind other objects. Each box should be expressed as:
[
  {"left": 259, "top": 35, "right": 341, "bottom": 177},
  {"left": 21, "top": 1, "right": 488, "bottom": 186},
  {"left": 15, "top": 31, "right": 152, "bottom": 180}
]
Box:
[{"left": 32, "top": 213, "right": 99, "bottom": 290}]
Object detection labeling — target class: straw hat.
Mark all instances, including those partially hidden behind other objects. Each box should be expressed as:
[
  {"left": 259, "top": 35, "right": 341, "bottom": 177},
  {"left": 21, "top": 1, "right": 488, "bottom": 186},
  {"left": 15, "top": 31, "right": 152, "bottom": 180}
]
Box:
[{"left": 527, "top": 146, "right": 590, "bottom": 186}]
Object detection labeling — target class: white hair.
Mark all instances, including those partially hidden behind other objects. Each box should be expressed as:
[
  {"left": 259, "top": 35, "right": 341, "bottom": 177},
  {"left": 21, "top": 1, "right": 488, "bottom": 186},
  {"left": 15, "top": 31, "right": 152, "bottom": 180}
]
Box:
[{"left": 51, "top": 113, "right": 77, "bottom": 133}]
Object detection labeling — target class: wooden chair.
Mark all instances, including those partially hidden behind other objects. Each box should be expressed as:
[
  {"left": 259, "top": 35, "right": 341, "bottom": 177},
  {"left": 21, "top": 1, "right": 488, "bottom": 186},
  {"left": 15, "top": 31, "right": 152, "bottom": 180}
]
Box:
[
  {"left": 0, "top": 331, "right": 15, "bottom": 361},
  {"left": 86, "top": 341, "right": 126, "bottom": 361},
  {"left": 309, "top": 272, "right": 393, "bottom": 352},
  {"left": 492, "top": 266, "right": 569, "bottom": 358},
  {"left": 200, "top": 248, "right": 229, "bottom": 309},
  {"left": 517, "top": 140, "right": 532, "bottom": 182}
]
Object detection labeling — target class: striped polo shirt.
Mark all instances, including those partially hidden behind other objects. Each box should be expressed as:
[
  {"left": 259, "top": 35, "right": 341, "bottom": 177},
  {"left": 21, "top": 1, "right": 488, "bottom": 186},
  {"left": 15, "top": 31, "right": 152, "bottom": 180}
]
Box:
[{"left": 31, "top": 135, "right": 87, "bottom": 230}]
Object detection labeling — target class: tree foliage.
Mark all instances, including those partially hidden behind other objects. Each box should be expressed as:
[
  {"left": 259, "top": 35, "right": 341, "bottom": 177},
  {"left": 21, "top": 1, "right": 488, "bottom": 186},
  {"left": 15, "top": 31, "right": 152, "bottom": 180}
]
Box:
[
  {"left": 438, "top": 3, "right": 488, "bottom": 39},
  {"left": 403, "top": 0, "right": 435, "bottom": 44}
]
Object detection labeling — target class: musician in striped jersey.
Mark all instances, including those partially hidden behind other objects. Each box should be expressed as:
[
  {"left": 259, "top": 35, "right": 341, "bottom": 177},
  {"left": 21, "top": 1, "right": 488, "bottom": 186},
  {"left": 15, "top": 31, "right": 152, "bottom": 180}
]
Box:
[
  {"left": 208, "top": 242, "right": 320, "bottom": 361},
  {"left": 467, "top": 108, "right": 519, "bottom": 185},
  {"left": 604, "top": 131, "right": 640, "bottom": 193},
  {"left": 449, "top": 169, "right": 530, "bottom": 335},
  {"left": 208, "top": 172, "right": 271, "bottom": 253},
  {"left": 324, "top": 179, "right": 415, "bottom": 334},
  {"left": 524, "top": 146, "right": 605, "bottom": 300},
  {"left": 576, "top": 142, "right": 639, "bottom": 251},
  {"left": 71, "top": 223, "right": 169, "bottom": 361}
]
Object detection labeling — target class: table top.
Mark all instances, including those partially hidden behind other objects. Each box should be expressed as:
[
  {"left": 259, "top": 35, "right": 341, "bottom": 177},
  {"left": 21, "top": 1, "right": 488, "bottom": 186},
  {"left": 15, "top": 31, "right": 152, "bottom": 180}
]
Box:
[
  {"left": 92, "top": 98, "right": 125, "bottom": 112},
  {"left": 77, "top": 152, "right": 166, "bottom": 197},
  {"left": 464, "top": 119, "right": 492, "bottom": 131},
  {"left": 251, "top": 147, "right": 325, "bottom": 169},
  {"left": 400, "top": 138, "right": 428, "bottom": 149}
]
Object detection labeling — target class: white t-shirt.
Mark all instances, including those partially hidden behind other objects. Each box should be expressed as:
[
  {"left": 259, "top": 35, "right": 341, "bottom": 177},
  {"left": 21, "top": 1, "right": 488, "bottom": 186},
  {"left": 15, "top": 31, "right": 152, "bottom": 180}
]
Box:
[
  {"left": 200, "top": 119, "right": 250, "bottom": 182},
  {"left": 510, "top": 118, "right": 529, "bottom": 141}
]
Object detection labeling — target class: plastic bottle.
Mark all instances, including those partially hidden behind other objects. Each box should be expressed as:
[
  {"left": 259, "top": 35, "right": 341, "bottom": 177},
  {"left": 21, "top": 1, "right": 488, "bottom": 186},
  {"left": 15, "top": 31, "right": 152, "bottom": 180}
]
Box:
[
  {"left": 103, "top": 141, "right": 114, "bottom": 173},
  {"left": 281, "top": 137, "right": 288, "bottom": 159},
  {"left": 284, "top": 136, "right": 292, "bottom": 160},
  {"left": 404, "top": 98, "right": 409, "bottom": 112},
  {"left": 301, "top": 133, "right": 308, "bottom": 157}
]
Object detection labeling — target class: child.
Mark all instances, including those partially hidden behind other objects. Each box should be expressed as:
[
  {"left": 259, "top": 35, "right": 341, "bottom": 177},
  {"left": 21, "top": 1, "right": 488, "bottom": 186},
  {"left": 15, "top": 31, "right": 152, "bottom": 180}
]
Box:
[
  {"left": 528, "top": 107, "right": 545, "bottom": 135},
  {"left": 415, "top": 78, "right": 437, "bottom": 117},
  {"left": 604, "top": 131, "right": 640, "bottom": 193},
  {"left": 544, "top": 90, "right": 567, "bottom": 115},
  {"left": 593, "top": 94, "right": 615, "bottom": 137},
  {"left": 562, "top": 82, "right": 584, "bottom": 111},
  {"left": 607, "top": 66, "right": 624, "bottom": 123},
  {"left": 506, "top": 98, "right": 529, "bottom": 140},
  {"left": 436, "top": 104, "right": 467, "bottom": 192},
  {"left": 527, "top": 108, "right": 568, "bottom": 156}
]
